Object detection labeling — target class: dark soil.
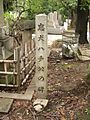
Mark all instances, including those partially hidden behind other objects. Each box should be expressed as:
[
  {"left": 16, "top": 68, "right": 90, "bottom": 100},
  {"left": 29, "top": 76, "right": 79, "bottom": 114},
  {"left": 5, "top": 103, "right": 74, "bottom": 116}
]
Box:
[{"left": 0, "top": 50, "right": 90, "bottom": 120}]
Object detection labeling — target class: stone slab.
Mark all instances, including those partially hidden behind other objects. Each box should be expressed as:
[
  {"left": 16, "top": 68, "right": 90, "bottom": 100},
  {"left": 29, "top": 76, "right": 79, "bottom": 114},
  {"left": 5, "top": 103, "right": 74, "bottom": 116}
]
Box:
[
  {"left": 33, "top": 99, "right": 48, "bottom": 107},
  {"left": 25, "top": 79, "right": 36, "bottom": 95},
  {"left": 0, "top": 89, "right": 34, "bottom": 100},
  {"left": 0, "top": 77, "right": 36, "bottom": 100},
  {"left": 79, "top": 47, "right": 90, "bottom": 57},
  {"left": 78, "top": 55, "right": 90, "bottom": 61},
  {"left": 48, "top": 26, "right": 64, "bottom": 35},
  {"left": 0, "top": 98, "right": 13, "bottom": 113}
]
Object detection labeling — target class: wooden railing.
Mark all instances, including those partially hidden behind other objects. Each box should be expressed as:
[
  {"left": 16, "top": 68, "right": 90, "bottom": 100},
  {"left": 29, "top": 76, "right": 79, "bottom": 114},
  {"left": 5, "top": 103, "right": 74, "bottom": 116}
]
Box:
[{"left": 0, "top": 41, "right": 36, "bottom": 87}]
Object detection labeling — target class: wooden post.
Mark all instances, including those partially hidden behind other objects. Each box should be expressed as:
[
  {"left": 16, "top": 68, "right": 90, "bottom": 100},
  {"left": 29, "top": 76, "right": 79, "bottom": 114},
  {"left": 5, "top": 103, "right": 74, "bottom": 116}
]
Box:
[
  {"left": 2, "top": 47, "right": 8, "bottom": 85},
  {"left": 35, "top": 14, "right": 48, "bottom": 99},
  {"left": 14, "top": 47, "right": 20, "bottom": 86},
  {"left": 25, "top": 42, "right": 28, "bottom": 73}
]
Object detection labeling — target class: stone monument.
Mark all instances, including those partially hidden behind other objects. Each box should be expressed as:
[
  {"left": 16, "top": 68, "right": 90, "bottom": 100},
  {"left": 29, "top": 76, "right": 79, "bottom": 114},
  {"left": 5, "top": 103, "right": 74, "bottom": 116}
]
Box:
[{"left": 35, "top": 14, "right": 48, "bottom": 98}]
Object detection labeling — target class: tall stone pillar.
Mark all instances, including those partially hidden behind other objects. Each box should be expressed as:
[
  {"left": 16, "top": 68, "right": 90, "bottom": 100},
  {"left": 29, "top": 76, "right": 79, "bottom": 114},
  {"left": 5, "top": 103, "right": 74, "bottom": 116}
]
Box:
[
  {"left": 35, "top": 14, "right": 48, "bottom": 99},
  {"left": 0, "top": 0, "right": 4, "bottom": 27}
]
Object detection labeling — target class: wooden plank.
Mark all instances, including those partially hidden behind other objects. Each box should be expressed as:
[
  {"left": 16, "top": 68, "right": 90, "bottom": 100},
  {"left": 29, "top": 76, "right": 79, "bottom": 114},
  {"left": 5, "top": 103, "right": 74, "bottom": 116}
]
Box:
[
  {"left": 0, "top": 84, "right": 18, "bottom": 87},
  {"left": 20, "top": 48, "right": 35, "bottom": 61},
  {"left": 20, "top": 56, "right": 35, "bottom": 73},
  {"left": 0, "top": 98, "right": 13, "bottom": 113},
  {"left": 21, "top": 65, "right": 35, "bottom": 85},
  {"left": 14, "top": 47, "right": 21, "bottom": 86},
  {"left": 0, "top": 71, "right": 17, "bottom": 75},
  {"left": 0, "top": 60, "right": 16, "bottom": 63}
]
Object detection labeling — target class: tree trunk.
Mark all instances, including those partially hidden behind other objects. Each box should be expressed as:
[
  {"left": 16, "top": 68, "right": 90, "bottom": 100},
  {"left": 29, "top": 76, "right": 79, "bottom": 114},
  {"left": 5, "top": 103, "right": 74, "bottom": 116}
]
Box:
[{"left": 75, "top": 0, "right": 89, "bottom": 44}]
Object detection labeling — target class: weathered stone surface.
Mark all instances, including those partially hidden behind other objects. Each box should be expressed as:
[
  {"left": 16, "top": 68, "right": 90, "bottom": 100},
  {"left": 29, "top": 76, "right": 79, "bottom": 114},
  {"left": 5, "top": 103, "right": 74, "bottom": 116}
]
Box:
[
  {"left": 79, "top": 47, "right": 90, "bottom": 57},
  {"left": 17, "top": 20, "right": 35, "bottom": 30},
  {"left": 33, "top": 99, "right": 48, "bottom": 112},
  {"left": 35, "top": 14, "right": 48, "bottom": 99},
  {"left": 0, "top": 98, "right": 13, "bottom": 113},
  {"left": 48, "top": 26, "right": 64, "bottom": 35},
  {"left": 78, "top": 56, "right": 90, "bottom": 61}
]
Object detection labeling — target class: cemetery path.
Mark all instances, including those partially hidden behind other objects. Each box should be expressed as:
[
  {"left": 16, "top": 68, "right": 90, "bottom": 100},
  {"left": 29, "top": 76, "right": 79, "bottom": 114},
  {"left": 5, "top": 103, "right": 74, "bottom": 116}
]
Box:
[{"left": 0, "top": 50, "right": 90, "bottom": 120}]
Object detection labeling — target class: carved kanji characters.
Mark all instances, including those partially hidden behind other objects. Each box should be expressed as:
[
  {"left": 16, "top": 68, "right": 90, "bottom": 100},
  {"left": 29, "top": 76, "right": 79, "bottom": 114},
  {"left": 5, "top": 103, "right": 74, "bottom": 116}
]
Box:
[
  {"left": 38, "top": 35, "right": 44, "bottom": 41},
  {"left": 38, "top": 66, "right": 44, "bottom": 71},
  {"left": 38, "top": 55, "right": 44, "bottom": 62},
  {"left": 38, "top": 76, "right": 44, "bottom": 81},
  {"left": 38, "top": 23, "right": 45, "bottom": 31},
  {"left": 38, "top": 86, "right": 44, "bottom": 93},
  {"left": 38, "top": 47, "right": 44, "bottom": 51}
]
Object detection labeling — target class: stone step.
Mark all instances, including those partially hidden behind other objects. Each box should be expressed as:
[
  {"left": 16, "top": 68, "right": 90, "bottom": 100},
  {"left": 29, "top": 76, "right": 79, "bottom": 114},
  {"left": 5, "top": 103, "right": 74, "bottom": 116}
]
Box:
[{"left": 0, "top": 98, "right": 13, "bottom": 113}]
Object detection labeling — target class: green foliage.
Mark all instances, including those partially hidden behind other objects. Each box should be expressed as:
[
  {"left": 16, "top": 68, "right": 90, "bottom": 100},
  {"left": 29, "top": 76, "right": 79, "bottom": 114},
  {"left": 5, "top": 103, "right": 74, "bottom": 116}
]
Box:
[
  {"left": 3, "top": 0, "right": 90, "bottom": 22},
  {"left": 4, "top": 12, "right": 14, "bottom": 26}
]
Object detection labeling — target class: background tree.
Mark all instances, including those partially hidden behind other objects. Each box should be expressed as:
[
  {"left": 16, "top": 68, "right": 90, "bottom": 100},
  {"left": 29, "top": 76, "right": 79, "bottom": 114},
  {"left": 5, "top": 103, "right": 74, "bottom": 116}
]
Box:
[
  {"left": 3, "top": 0, "right": 90, "bottom": 44},
  {"left": 75, "top": 0, "right": 89, "bottom": 44}
]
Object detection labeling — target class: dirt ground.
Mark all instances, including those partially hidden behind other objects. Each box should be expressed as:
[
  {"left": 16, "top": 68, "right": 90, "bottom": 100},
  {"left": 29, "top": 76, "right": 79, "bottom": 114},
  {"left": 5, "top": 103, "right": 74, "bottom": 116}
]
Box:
[{"left": 0, "top": 50, "right": 90, "bottom": 120}]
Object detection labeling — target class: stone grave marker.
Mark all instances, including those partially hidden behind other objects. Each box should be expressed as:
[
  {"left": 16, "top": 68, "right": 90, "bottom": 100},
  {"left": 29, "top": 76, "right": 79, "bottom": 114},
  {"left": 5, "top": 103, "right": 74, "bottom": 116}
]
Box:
[
  {"left": 58, "top": 13, "right": 62, "bottom": 25},
  {"left": 53, "top": 11, "right": 59, "bottom": 28},
  {"left": 64, "top": 21, "right": 68, "bottom": 31},
  {"left": 35, "top": 14, "right": 48, "bottom": 99},
  {"left": 48, "top": 12, "right": 54, "bottom": 27}
]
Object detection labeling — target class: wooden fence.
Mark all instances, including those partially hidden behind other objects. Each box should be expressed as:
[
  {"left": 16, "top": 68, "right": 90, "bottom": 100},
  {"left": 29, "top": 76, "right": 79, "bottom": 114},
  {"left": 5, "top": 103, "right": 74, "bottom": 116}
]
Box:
[{"left": 0, "top": 40, "right": 36, "bottom": 87}]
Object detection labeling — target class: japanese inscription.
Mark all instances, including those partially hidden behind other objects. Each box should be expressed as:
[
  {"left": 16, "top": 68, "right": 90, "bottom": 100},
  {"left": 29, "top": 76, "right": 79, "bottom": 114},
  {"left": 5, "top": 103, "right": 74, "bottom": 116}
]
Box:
[
  {"left": 38, "top": 87, "right": 44, "bottom": 93},
  {"left": 38, "top": 23, "right": 45, "bottom": 31},
  {"left": 38, "top": 66, "right": 44, "bottom": 71},
  {"left": 38, "top": 47, "right": 44, "bottom": 51},
  {"left": 38, "top": 76, "right": 44, "bottom": 81},
  {"left": 36, "top": 14, "right": 47, "bottom": 98},
  {"left": 38, "top": 35, "right": 44, "bottom": 41},
  {"left": 38, "top": 55, "right": 44, "bottom": 62}
]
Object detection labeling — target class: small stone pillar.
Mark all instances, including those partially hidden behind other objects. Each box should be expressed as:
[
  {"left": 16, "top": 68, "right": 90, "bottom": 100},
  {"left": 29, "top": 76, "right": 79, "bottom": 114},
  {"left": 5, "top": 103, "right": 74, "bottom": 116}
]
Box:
[
  {"left": 53, "top": 11, "right": 59, "bottom": 27},
  {"left": 35, "top": 14, "right": 48, "bottom": 99}
]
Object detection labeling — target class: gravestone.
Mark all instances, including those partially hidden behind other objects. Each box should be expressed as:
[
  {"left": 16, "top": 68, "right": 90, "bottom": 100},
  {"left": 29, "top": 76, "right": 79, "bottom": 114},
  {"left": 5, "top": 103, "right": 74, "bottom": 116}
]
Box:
[
  {"left": 64, "top": 21, "right": 68, "bottom": 31},
  {"left": 53, "top": 11, "right": 59, "bottom": 28},
  {"left": 35, "top": 14, "right": 48, "bottom": 99},
  {"left": 48, "top": 12, "right": 54, "bottom": 27},
  {"left": 58, "top": 13, "right": 62, "bottom": 25}
]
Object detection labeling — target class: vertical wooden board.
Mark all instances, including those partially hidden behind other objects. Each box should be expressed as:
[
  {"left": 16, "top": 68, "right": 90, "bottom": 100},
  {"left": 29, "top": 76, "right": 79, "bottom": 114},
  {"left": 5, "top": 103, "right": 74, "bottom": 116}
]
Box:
[
  {"left": 35, "top": 14, "right": 48, "bottom": 99},
  {"left": 2, "top": 47, "right": 8, "bottom": 85},
  {"left": 14, "top": 47, "right": 21, "bottom": 86}
]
